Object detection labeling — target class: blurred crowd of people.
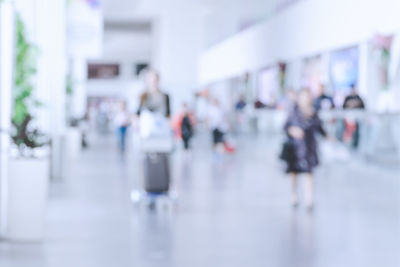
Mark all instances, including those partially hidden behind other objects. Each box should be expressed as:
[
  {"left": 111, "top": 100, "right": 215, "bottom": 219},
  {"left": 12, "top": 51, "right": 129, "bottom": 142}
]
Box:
[
  {"left": 81, "top": 68, "right": 369, "bottom": 210},
  {"left": 97, "top": 70, "right": 238, "bottom": 155}
]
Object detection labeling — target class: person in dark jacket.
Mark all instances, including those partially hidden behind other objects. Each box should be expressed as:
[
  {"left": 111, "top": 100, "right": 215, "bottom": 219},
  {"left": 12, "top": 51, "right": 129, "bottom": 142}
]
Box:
[
  {"left": 313, "top": 84, "right": 335, "bottom": 111},
  {"left": 343, "top": 84, "right": 365, "bottom": 109},
  {"left": 180, "top": 103, "right": 194, "bottom": 150},
  {"left": 342, "top": 84, "right": 365, "bottom": 148},
  {"left": 284, "top": 89, "right": 327, "bottom": 209}
]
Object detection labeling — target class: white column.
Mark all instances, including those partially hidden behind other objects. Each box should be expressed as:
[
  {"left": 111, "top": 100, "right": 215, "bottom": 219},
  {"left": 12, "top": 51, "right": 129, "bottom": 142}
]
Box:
[
  {"left": 36, "top": 0, "right": 67, "bottom": 135},
  {"left": 62, "top": 57, "right": 87, "bottom": 162},
  {"left": 67, "top": 0, "right": 103, "bottom": 121},
  {"left": 358, "top": 42, "right": 369, "bottom": 107},
  {"left": 16, "top": 0, "right": 68, "bottom": 179},
  {"left": 35, "top": 0, "right": 67, "bottom": 179},
  {"left": 71, "top": 57, "right": 88, "bottom": 119},
  {"left": 0, "top": 0, "right": 15, "bottom": 237}
]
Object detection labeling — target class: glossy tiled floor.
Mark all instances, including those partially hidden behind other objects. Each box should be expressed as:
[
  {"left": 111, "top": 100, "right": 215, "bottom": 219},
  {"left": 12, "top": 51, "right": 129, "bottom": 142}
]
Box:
[{"left": 0, "top": 132, "right": 399, "bottom": 267}]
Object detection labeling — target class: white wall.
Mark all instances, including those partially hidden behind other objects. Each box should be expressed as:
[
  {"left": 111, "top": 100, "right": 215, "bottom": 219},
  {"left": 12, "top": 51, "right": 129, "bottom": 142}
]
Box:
[
  {"left": 86, "top": 23, "right": 152, "bottom": 112},
  {"left": 103, "top": 30, "right": 151, "bottom": 61},
  {"left": 67, "top": 0, "right": 104, "bottom": 119},
  {"left": 152, "top": 9, "right": 206, "bottom": 112},
  {"left": 88, "top": 8, "right": 207, "bottom": 113},
  {"left": 87, "top": 29, "right": 152, "bottom": 100},
  {"left": 102, "top": 0, "right": 212, "bottom": 113},
  {"left": 199, "top": 0, "right": 400, "bottom": 84},
  {"left": 70, "top": 58, "right": 87, "bottom": 118},
  {"left": 86, "top": 59, "right": 146, "bottom": 108},
  {"left": 204, "top": 0, "right": 279, "bottom": 48}
]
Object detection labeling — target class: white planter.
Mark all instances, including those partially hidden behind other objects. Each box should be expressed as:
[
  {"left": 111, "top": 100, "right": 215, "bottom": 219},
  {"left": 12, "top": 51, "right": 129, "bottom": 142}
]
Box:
[
  {"left": 66, "top": 127, "right": 82, "bottom": 160},
  {"left": 50, "top": 134, "right": 67, "bottom": 181},
  {"left": 7, "top": 157, "right": 50, "bottom": 242}
]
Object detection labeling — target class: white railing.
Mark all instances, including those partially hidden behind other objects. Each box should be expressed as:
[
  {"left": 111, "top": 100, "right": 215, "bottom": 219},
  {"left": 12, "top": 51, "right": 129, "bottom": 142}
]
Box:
[{"left": 236, "top": 108, "right": 400, "bottom": 164}]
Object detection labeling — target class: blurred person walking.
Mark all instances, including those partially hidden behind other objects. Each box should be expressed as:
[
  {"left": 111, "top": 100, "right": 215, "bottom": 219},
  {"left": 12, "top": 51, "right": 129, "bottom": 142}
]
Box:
[
  {"left": 180, "top": 103, "right": 194, "bottom": 151},
  {"left": 136, "top": 70, "right": 172, "bottom": 199},
  {"left": 343, "top": 84, "right": 365, "bottom": 109},
  {"left": 342, "top": 84, "right": 365, "bottom": 148},
  {"left": 115, "top": 102, "right": 131, "bottom": 152},
  {"left": 234, "top": 95, "right": 247, "bottom": 133},
  {"left": 208, "top": 98, "right": 235, "bottom": 154},
  {"left": 281, "top": 89, "right": 327, "bottom": 209},
  {"left": 173, "top": 103, "right": 195, "bottom": 150},
  {"left": 235, "top": 95, "right": 247, "bottom": 111}
]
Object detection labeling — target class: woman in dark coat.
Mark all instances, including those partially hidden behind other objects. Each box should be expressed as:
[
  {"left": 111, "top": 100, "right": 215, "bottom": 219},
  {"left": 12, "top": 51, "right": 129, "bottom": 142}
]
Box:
[{"left": 284, "top": 89, "right": 326, "bottom": 209}]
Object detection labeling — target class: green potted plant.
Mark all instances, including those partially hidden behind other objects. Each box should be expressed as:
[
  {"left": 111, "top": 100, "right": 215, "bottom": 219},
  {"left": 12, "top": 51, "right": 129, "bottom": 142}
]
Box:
[{"left": 6, "top": 15, "right": 50, "bottom": 242}]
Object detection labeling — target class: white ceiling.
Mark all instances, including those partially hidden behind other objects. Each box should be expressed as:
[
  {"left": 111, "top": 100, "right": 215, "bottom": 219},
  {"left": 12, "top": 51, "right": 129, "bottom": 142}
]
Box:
[
  {"left": 102, "top": 0, "right": 227, "bottom": 22},
  {"left": 101, "top": 0, "right": 288, "bottom": 22},
  {"left": 100, "top": 0, "right": 300, "bottom": 57}
]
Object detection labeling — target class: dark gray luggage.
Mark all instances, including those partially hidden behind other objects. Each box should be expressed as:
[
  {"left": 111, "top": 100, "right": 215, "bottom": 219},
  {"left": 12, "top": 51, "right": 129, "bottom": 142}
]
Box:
[{"left": 144, "top": 153, "right": 170, "bottom": 193}]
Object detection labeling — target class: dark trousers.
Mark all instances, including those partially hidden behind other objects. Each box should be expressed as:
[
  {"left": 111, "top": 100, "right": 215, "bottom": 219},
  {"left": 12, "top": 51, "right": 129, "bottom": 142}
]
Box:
[
  {"left": 212, "top": 128, "right": 224, "bottom": 145},
  {"left": 182, "top": 136, "right": 190, "bottom": 150},
  {"left": 352, "top": 122, "right": 360, "bottom": 149}
]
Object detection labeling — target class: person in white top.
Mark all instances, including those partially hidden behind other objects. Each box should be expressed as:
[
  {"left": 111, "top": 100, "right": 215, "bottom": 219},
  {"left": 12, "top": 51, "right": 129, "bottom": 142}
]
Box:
[
  {"left": 208, "top": 98, "right": 235, "bottom": 153},
  {"left": 115, "top": 102, "right": 131, "bottom": 152}
]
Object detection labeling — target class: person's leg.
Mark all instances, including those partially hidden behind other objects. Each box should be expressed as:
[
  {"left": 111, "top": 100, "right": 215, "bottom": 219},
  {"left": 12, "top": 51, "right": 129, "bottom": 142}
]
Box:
[
  {"left": 183, "top": 137, "right": 189, "bottom": 150},
  {"left": 353, "top": 121, "right": 360, "bottom": 149},
  {"left": 118, "top": 127, "right": 123, "bottom": 150},
  {"left": 223, "top": 140, "right": 235, "bottom": 153},
  {"left": 218, "top": 130, "right": 225, "bottom": 144},
  {"left": 216, "top": 129, "right": 226, "bottom": 153},
  {"left": 336, "top": 119, "right": 345, "bottom": 141},
  {"left": 291, "top": 173, "right": 298, "bottom": 207},
  {"left": 212, "top": 129, "right": 218, "bottom": 148},
  {"left": 213, "top": 129, "right": 223, "bottom": 150},
  {"left": 120, "top": 127, "right": 127, "bottom": 151},
  {"left": 305, "top": 173, "right": 314, "bottom": 209}
]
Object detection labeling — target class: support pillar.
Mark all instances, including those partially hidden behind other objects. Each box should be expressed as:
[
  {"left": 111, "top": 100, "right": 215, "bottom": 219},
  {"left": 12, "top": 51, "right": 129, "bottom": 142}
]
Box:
[
  {"left": 35, "top": 0, "right": 68, "bottom": 180},
  {"left": 0, "top": 0, "right": 15, "bottom": 237}
]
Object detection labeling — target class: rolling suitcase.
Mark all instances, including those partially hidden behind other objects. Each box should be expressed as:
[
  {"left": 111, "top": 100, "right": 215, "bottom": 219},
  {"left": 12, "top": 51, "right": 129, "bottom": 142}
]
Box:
[{"left": 144, "top": 153, "right": 170, "bottom": 194}]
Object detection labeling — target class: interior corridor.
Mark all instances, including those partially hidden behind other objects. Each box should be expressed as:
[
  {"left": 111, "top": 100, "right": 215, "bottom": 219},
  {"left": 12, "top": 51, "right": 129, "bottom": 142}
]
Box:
[{"left": 0, "top": 133, "right": 398, "bottom": 267}]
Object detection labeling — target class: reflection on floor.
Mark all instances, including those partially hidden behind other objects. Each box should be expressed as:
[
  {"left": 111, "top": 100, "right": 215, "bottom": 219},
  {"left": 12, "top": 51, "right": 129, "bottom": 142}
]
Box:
[{"left": 0, "top": 132, "right": 399, "bottom": 267}]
